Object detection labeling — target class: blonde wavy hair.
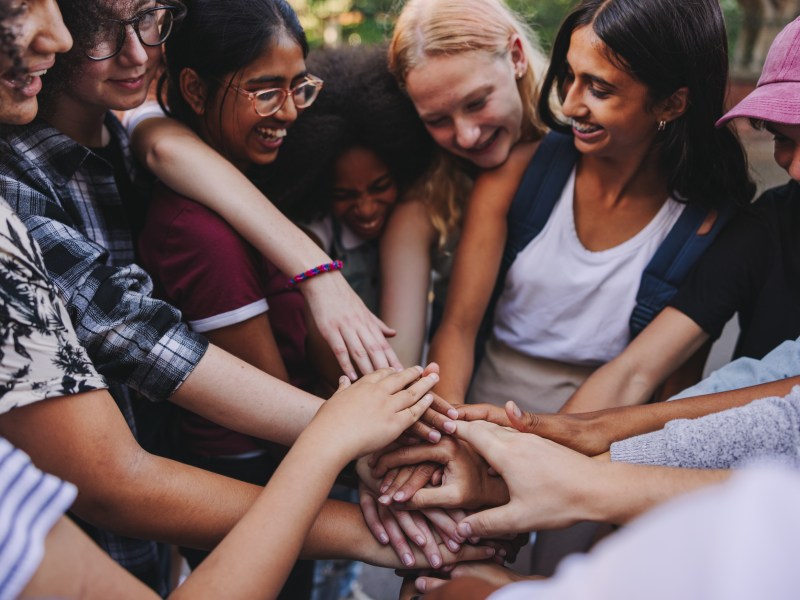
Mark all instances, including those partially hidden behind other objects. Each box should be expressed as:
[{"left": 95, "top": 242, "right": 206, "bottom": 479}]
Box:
[{"left": 389, "top": 0, "right": 548, "bottom": 248}]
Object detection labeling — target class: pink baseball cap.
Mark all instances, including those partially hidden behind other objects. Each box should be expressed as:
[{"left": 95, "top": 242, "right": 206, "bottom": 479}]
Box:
[{"left": 717, "top": 15, "right": 800, "bottom": 126}]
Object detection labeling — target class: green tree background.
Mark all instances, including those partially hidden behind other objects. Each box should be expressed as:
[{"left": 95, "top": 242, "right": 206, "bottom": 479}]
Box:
[{"left": 290, "top": 0, "right": 743, "bottom": 54}]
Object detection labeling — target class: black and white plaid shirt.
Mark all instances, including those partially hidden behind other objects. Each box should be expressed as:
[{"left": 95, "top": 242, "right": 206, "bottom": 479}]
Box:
[{"left": 0, "top": 114, "right": 209, "bottom": 596}]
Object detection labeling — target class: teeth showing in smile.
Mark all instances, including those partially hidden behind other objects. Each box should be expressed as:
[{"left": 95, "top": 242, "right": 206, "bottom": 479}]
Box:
[
  {"left": 571, "top": 119, "right": 601, "bottom": 134},
  {"left": 255, "top": 127, "right": 287, "bottom": 141},
  {"left": 6, "top": 68, "right": 46, "bottom": 89}
]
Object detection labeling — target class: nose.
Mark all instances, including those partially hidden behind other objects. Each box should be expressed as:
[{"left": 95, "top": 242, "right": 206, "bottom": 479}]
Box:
[
  {"left": 561, "top": 80, "right": 587, "bottom": 119},
  {"left": 117, "top": 26, "right": 150, "bottom": 66},
  {"left": 30, "top": 0, "right": 73, "bottom": 57},
  {"left": 274, "top": 93, "right": 299, "bottom": 124},
  {"left": 355, "top": 195, "right": 381, "bottom": 219},
  {"left": 453, "top": 116, "right": 481, "bottom": 149}
]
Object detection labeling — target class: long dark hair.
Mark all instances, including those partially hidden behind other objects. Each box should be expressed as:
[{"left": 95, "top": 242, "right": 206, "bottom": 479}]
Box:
[
  {"left": 159, "top": 0, "right": 307, "bottom": 128},
  {"left": 539, "top": 0, "right": 755, "bottom": 209}
]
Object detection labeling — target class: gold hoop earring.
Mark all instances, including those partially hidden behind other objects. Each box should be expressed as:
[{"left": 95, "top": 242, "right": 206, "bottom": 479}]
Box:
[{"left": 658, "top": 120, "right": 667, "bottom": 132}]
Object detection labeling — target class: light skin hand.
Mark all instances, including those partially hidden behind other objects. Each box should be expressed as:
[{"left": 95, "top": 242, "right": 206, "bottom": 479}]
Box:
[
  {"left": 407, "top": 364, "right": 459, "bottom": 442},
  {"left": 372, "top": 436, "right": 510, "bottom": 510},
  {"left": 301, "top": 272, "right": 401, "bottom": 379},
  {"left": 452, "top": 420, "right": 602, "bottom": 538},
  {"left": 310, "top": 366, "right": 438, "bottom": 460}
]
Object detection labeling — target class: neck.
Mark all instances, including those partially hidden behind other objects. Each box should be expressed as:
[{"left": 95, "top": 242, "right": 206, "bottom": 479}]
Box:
[
  {"left": 41, "top": 92, "right": 109, "bottom": 148},
  {"left": 579, "top": 146, "right": 668, "bottom": 205},
  {"left": 195, "top": 120, "right": 250, "bottom": 173}
]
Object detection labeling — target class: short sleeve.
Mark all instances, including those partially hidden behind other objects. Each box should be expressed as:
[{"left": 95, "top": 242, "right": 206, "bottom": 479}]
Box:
[
  {"left": 0, "top": 437, "right": 77, "bottom": 600},
  {"left": 0, "top": 204, "right": 106, "bottom": 414},
  {"left": 669, "top": 210, "right": 768, "bottom": 339},
  {"left": 139, "top": 190, "right": 270, "bottom": 334}
]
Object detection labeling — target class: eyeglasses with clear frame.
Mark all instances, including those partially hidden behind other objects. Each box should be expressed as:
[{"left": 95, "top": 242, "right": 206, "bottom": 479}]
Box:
[
  {"left": 86, "top": 4, "right": 185, "bottom": 61},
  {"left": 227, "top": 76, "right": 324, "bottom": 117}
]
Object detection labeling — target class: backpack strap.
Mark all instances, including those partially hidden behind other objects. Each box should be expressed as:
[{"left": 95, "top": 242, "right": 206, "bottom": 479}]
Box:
[
  {"left": 475, "top": 132, "right": 579, "bottom": 365},
  {"left": 499, "top": 131, "right": 580, "bottom": 280},
  {"left": 629, "top": 203, "right": 732, "bottom": 337}
]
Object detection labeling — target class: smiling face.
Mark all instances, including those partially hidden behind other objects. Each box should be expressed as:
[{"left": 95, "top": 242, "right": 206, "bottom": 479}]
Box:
[
  {"left": 560, "top": 26, "right": 664, "bottom": 162},
  {"left": 405, "top": 48, "right": 525, "bottom": 169},
  {"left": 63, "top": 0, "right": 164, "bottom": 113},
  {"left": 766, "top": 122, "right": 800, "bottom": 182},
  {"left": 331, "top": 146, "right": 398, "bottom": 241},
  {"left": 0, "top": 0, "right": 71, "bottom": 125},
  {"left": 198, "top": 34, "right": 307, "bottom": 171}
]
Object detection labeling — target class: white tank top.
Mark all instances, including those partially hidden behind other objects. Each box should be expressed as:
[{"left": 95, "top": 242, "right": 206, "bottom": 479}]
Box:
[{"left": 493, "top": 169, "right": 684, "bottom": 366}]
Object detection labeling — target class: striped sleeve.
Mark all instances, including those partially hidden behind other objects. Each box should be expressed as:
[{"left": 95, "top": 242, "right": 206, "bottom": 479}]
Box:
[{"left": 0, "top": 437, "right": 76, "bottom": 600}]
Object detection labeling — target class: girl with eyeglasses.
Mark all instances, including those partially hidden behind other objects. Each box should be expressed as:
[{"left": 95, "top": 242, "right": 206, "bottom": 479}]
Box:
[{"left": 135, "top": 0, "right": 333, "bottom": 591}]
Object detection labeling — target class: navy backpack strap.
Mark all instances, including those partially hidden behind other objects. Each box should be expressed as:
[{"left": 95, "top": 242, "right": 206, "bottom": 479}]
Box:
[
  {"left": 499, "top": 131, "right": 580, "bottom": 279},
  {"left": 629, "top": 203, "right": 732, "bottom": 336},
  {"left": 475, "top": 131, "right": 579, "bottom": 366}
]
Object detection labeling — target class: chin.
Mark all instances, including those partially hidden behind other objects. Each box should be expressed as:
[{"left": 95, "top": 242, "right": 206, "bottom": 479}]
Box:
[{"left": 0, "top": 101, "right": 38, "bottom": 126}]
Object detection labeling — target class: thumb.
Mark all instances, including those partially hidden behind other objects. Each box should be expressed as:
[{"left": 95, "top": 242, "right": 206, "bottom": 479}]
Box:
[
  {"left": 505, "top": 401, "right": 527, "bottom": 432},
  {"left": 456, "top": 505, "right": 518, "bottom": 539},
  {"left": 453, "top": 420, "right": 508, "bottom": 470},
  {"left": 337, "top": 375, "right": 352, "bottom": 392}
]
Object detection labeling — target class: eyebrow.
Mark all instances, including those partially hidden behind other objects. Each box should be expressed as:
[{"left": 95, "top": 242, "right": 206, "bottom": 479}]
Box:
[
  {"left": 245, "top": 70, "right": 308, "bottom": 87},
  {"left": 418, "top": 85, "right": 493, "bottom": 120},
  {"left": 565, "top": 58, "right": 619, "bottom": 91}
]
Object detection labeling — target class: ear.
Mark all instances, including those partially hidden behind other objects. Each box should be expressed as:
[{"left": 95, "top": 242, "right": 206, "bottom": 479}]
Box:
[
  {"left": 657, "top": 86, "right": 689, "bottom": 124},
  {"left": 508, "top": 34, "right": 528, "bottom": 80},
  {"left": 179, "top": 67, "right": 208, "bottom": 116}
]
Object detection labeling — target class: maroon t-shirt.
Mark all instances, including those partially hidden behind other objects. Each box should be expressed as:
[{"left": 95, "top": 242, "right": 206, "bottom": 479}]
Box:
[{"left": 139, "top": 183, "right": 315, "bottom": 456}]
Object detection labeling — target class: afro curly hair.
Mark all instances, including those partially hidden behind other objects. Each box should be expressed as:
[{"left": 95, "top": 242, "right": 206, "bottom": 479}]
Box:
[{"left": 253, "top": 44, "right": 434, "bottom": 222}]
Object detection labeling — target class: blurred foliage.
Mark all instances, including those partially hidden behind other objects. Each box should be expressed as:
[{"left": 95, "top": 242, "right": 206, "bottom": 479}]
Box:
[{"left": 290, "top": 0, "right": 744, "bottom": 54}]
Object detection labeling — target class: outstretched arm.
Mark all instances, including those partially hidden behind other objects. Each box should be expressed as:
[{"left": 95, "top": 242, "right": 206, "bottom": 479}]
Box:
[
  {"left": 461, "top": 374, "right": 800, "bottom": 456},
  {"left": 380, "top": 197, "right": 436, "bottom": 367},
  {"left": 562, "top": 307, "right": 709, "bottom": 413},
  {"left": 452, "top": 420, "right": 730, "bottom": 538},
  {"left": 131, "top": 116, "right": 400, "bottom": 378},
  {"left": 428, "top": 142, "right": 537, "bottom": 404}
]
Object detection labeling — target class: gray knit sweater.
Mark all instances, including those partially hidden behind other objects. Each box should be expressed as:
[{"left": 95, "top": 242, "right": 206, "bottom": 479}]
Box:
[{"left": 610, "top": 386, "right": 800, "bottom": 469}]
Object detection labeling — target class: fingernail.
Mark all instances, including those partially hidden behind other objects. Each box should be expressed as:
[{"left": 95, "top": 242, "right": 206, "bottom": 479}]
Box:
[
  {"left": 348, "top": 372, "right": 357, "bottom": 381},
  {"left": 416, "top": 578, "right": 427, "bottom": 592},
  {"left": 431, "top": 554, "right": 442, "bottom": 568},
  {"left": 428, "top": 372, "right": 439, "bottom": 382},
  {"left": 393, "top": 491, "right": 406, "bottom": 502},
  {"left": 498, "top": 548, "right": 507, "bottom": 557},
  {"left": 512, "top": 401, "right": 522, "bottom": 418},
  {"left": 443, "top": 420, "right": 456, "bottom": 434},
  {"left": 447, "top": 539, "right": 460, "bottom": 552},
  {"left": 403, "top": 553, "right": 414, "bottom": 567},
  {"left": 427, "top": 430, "right": 441, "bottom": 443},
  {"left": 379, "top": 533, "right": 389, "bottom": 544},
  {"left": 457, "top": 522, "right": 473, "bottom": 537},
  {"left": 485, "top": 547, "right": 496, "bottom": 556},
  {"left": 415, "top": 534, "right": 425, "bottom": 546},
  {"left": 447, "top": 408, "right": 459, "bottom": 419},
  {"left": 415, "top": 365, "right": 424, "bottom": 373},
  {"left": 378, "top": 494, "right": 391, "bottom": 505},
  {"left": 379, "top": 482, "right": 389, "bottom": 493}
]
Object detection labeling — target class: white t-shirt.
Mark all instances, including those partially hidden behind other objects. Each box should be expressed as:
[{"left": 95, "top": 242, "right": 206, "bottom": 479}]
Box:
[{"left": 493, "top": 169, "right": 684, "bottom": 366}]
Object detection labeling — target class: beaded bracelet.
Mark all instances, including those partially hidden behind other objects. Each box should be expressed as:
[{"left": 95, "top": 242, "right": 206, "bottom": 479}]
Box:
[{"left": 287, "top": 260, "right": 344, "bottom": 287}]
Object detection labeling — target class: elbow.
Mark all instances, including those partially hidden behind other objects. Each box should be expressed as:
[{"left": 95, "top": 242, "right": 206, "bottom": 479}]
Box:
[{"left": 68, "top": 443, "right": 152, "bottom": 535}]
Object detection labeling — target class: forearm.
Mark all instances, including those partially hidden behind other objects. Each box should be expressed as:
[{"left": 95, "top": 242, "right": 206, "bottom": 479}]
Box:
[
  {"left": 563, "top": 308, "right": 709, "bottom": 413},
  {"left": 588, "top": 462, "right": 731, "bottom": 524},
  {"left": 173, "top": 431, "right": 348, "bottom": 599},
  {"left": 591, "top": 376, "right": 800, "bottom": 446},
  {"left": 136, "top": 118, "right": 331, "bottom": 275},
  {"left": 428, "top": 322, "right": 476, "bottom": 404},
  {"left": 172, "top": 344, "right": 323, "bottom": 446}
]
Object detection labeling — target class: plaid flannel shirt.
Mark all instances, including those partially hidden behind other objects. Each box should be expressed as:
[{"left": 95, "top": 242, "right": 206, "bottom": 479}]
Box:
[
  {"left": 0, "top": 115, "right": 207, "bottom": 401},
  {"left": 0, "top": 115, "right": 209, "bottom": 596}
]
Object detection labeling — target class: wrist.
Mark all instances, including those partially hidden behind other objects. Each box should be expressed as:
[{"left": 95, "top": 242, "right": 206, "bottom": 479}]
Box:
[{"left": 287, "top": 260, "right": 344, "bottom": 288}]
